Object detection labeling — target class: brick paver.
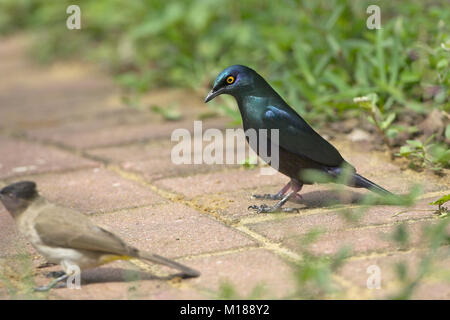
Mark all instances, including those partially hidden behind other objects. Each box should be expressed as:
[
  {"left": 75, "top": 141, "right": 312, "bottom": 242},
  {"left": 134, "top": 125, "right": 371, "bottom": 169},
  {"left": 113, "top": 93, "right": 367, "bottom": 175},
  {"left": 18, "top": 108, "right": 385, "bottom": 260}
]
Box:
[
  {"left": 282, "top": 220, "right": 440, "bottom": 256},
  {"left": 87, "top": 139, "right": 234, "bottom": 181},
  {"left": 91, "top": 203, "right": 256, "bottom": 258},
  {"left": 21, "top": 168, "right": 167, "bottom": 214},
  {"left": 0, "top": 35, "right": 448, "bottom": 300},
  {"left": 0, "top": 136, "right": 97, "bottom": 179},
  {"left": 0, "top": 206, "right": 27, "bottom": 257},
  {"left": 338, "top": 248, "right": 450, "bottom": 299},
  {"left": 245, "top": 197, "right": 442, "bottom": 241}
]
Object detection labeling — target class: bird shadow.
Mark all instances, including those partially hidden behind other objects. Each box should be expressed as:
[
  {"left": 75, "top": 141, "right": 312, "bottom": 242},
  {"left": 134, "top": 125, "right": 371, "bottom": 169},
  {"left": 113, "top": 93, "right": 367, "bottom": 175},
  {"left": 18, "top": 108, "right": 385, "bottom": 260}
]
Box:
[
  {"left": 42, "top": 267, "right": 185, "bottom": 289},
  {"left": 77, "top": 267, "right": 181, "bottom": 285},
  {"left": 288, "top": 189, "right": 393, "bottom": 209}
]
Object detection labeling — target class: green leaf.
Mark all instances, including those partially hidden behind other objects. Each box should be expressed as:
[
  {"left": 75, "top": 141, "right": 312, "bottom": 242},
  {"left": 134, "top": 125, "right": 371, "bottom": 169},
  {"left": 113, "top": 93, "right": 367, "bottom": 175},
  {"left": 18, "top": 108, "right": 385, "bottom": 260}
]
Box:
[
  {"left": 241, "top": 157, "right": 258, "bottom": 169},
  {"left": 293, "top": 44, "right": 316, "bottom": 86},
  {"left": 436, "top": 59, "right": 449, "bottom": 69},
  {"left": 386, "top": 127, "right": 399, "bottom": 139},
  {"left": 399, "top": 145, "right": 412, "bottom": 156},
  {"left": 381, "top": 113, "right": 396, "bottom": 130},
  {"left": 366, "top": 116, "right": 376, "bottom": 126},
  {"left": 406, "top": 140, "right": 423, "bottom": 148},
  {"left": 367, "top": 93, "right": 379, "bottom": 106},
  {"left": 433, "top": 149, "right": 450, "bottom": 165},
  {"left": 400, "top": 71, "right": 420, "bottom": 83},
  {"left": 445, "top": 124, "right": 450, "bottom": 140},
  {"left": 429, "top": 194, "right": 450, "bottom": 206}
]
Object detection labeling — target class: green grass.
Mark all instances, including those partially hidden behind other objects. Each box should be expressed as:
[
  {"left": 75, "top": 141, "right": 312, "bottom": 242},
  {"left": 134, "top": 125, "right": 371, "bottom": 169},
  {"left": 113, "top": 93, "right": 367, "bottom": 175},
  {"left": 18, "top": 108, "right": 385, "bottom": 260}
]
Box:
[
  {"left": 0, "top": 252, "right": 46, "bottom": 300},
  {"left": 1, "top": 1, "right": 448, "bottom": 113}
]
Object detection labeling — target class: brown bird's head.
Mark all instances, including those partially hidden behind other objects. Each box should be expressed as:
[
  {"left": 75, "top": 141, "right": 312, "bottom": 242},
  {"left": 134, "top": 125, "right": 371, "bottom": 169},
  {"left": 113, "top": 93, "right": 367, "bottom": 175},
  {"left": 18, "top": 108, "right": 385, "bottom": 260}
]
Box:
[{"left": 0, "top": 181, "right": 38, "bottom": 215}]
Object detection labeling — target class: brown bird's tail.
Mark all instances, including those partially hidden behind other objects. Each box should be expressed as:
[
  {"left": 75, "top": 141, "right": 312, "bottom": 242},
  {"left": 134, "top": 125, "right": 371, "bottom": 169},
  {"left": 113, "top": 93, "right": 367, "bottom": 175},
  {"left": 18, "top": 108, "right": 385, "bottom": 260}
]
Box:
[{"left": 137, "top": 250, "right": 200, "bottom": 278}]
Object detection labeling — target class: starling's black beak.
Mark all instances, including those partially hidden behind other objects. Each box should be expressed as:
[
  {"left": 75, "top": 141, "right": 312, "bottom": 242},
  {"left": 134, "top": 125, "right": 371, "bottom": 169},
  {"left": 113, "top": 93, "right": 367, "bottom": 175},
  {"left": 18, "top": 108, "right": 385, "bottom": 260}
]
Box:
[{"left": 204, "top": 88, "right": 224, "bottom": 103}]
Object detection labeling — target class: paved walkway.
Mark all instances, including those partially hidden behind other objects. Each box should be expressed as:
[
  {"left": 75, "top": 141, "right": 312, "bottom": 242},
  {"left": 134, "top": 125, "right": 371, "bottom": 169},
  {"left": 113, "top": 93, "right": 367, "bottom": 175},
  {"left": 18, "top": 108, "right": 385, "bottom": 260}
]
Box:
[{"left": 0, "top": 36, "right": 449, "bottom": 299}]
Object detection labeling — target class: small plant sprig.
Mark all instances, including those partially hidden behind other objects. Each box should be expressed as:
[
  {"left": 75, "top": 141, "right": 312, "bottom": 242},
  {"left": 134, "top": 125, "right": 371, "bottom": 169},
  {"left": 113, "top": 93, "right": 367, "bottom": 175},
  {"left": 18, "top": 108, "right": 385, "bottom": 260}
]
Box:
[
  {"left": 353, "top": 94, "right": 396, "bottom": 158},
  {"left": 241, "top": 156, "right": 259, "bottom": 170},
  {"left": 429, "top": 194, "right": 450, "bottom": 218},
  {"left": 287, "top": 229, "right": 351, "bottom": 299},
  {"left": 396, "top": 135, "right": 450, "bottom": 175},
  {"left": 390, "top": 217, "right": 450, "bottom": 299},
  {"left": 393, "top": 191, "right": 450, "bottom": 218}
]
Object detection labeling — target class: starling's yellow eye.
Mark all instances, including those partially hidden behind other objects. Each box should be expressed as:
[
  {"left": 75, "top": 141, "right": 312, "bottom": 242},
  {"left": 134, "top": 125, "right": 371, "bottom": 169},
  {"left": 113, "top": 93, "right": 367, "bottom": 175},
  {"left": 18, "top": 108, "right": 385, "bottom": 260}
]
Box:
[{"left": 226, "top": 75, "right": 235, "bottom": 84}]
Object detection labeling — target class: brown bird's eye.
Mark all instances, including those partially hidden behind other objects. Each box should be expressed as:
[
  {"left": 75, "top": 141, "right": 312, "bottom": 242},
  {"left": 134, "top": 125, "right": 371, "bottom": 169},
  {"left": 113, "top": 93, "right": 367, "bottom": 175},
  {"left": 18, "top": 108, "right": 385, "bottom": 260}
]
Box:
[{"left": 226, "top": 75, "right": 235, "bottom": 84}]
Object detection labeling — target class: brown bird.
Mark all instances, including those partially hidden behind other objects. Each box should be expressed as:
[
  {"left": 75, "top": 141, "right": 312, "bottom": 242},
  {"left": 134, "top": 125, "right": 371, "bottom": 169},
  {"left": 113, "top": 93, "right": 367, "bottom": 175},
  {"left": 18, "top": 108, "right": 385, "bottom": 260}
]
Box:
[{"left": 0, "top": 181, "right": 200, "bottom": 291}]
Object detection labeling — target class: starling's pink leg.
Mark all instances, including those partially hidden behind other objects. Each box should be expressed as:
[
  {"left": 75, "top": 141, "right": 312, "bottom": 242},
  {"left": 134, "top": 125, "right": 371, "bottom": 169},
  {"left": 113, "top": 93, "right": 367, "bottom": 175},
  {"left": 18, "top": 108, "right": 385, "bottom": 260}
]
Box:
[
  {"left": 291, "top": 181, "right": 304, "bottom": 203},
  {"left": 252, "top": 181, "right": 291, "bottom": 200},
  {"left": 249, "top": 180, "right": 303, "bottom": 213},
  {"left": 292, "top": 193, "right": 303, "bottom": 203}
]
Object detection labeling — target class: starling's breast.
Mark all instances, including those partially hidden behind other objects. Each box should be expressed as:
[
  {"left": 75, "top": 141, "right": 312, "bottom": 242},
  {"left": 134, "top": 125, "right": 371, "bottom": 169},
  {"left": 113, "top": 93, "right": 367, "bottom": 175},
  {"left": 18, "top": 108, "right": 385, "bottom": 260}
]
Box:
[{"left": 237, "top": 95, "right": 270, "bottom": 131}]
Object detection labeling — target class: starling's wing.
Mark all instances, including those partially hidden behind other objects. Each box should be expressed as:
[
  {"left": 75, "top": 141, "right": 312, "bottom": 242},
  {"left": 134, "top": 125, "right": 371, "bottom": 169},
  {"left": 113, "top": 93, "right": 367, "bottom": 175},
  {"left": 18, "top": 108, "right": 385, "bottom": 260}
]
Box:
[
  {"left": 34, "top": 202, "right": 136, "bottom": 256},
  {"left": 262, "top": 106, "right": 345, "bottom": 167}
]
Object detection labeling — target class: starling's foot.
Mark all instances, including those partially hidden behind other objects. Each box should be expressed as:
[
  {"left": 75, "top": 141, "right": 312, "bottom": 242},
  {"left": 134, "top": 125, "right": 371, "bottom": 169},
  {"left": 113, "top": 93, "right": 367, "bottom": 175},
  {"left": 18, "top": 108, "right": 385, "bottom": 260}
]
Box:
[
  {"left": 45, "top": 271, "right": 66, "bottom": 278},
  {"left": 251, "top": 194, "right": 283, "bottom": 200},
  {"left": 248, "top": 204, "right": 301, "bottom": 213},
  {"left": 248, "top": 204, "right": 271, "bottom": 213}
]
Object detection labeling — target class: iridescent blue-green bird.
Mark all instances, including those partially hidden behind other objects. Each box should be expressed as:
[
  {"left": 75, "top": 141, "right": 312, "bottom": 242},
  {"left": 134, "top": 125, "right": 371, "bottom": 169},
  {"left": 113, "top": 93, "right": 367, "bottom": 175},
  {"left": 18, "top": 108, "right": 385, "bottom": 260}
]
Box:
[{"left": 205, "top": 65, "right": 394, "bottom": 213}]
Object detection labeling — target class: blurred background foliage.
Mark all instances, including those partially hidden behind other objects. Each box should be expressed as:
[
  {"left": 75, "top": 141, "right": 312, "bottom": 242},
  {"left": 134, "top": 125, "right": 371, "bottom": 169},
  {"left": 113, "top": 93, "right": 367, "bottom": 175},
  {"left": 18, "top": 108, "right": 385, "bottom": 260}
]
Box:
[
  {"left": 0, "top": 0, "right": 449, "bottom": 170},
  {"left": 0, "top": 0, "right": 448, "bottom": 299}
]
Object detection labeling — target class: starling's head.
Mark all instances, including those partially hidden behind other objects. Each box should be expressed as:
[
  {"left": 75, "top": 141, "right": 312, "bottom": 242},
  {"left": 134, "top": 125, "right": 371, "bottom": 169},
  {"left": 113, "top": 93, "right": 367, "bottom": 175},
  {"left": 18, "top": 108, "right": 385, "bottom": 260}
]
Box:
[
  {"left": 205, "top": 65, "right": 263, "bottom": 103},
  {"left": 0, "top": 181, "right": 38, "bottom": 215}
]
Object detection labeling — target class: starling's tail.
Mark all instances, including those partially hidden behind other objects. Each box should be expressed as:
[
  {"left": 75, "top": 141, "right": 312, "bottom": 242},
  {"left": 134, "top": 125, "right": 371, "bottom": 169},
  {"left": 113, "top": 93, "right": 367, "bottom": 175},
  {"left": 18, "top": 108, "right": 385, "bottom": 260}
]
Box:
[{"left": 352, "top": 173, "right": 394, "bottom": 197}]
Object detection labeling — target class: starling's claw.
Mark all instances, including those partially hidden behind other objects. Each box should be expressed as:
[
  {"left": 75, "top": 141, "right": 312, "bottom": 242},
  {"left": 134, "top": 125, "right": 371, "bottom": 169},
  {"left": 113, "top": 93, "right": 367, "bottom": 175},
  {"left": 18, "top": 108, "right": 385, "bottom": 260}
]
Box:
[
  {"left": 248, "top": 204, "right": 301, "bottom": 213},
  {"left": 248, "top": 204, "right": 273, "bottom": 213},
  {"left": 248, "top": 204, "right": 261, "bottom": 211}
]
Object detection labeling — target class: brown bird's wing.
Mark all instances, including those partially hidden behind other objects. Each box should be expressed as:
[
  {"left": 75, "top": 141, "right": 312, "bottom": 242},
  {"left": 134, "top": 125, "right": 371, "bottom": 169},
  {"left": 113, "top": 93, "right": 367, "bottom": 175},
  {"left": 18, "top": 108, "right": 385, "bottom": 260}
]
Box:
[{"left": 34, "top": 202, "right": 136, "bottom": 257}]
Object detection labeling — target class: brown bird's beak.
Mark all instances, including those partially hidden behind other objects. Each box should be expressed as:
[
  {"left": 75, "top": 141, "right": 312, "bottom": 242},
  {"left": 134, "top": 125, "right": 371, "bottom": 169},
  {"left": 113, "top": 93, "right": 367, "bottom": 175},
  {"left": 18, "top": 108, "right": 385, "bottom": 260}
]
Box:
[{"left": 204, "top": 87, "right": 224, "bottom": 103}]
